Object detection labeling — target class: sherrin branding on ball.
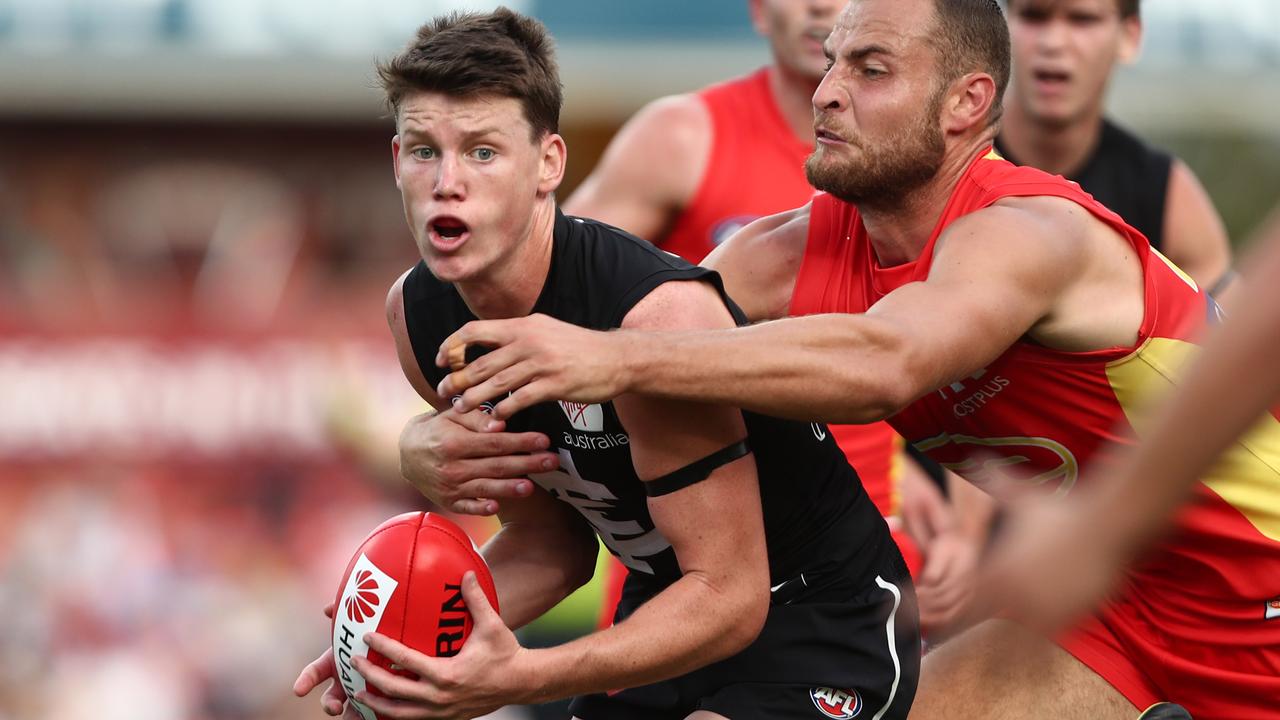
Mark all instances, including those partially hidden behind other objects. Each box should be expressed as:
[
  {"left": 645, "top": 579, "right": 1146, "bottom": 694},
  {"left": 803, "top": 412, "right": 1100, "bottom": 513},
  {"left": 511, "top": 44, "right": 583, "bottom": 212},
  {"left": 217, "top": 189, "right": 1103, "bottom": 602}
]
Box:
[{"left": 331, "top": 511, "right": 498, "bottom": 720}]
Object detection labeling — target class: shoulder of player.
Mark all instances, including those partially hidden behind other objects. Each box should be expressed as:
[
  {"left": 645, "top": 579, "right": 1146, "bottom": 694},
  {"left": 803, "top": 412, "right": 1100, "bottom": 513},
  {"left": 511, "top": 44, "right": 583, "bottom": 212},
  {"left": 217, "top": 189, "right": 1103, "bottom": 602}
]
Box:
[
  {"left": 1161, "top": 158, "right": 1231, "bottom": 267},
  {"left": 627, "top": 93, "right": 711, "bottom": 147},
  {"left": 702, "top": 203, "right": 811, "bottom": 321},
  {"left": 939, "top": 197, "right": 1093, "bottom": 270},
  {"left": 619, "top": 278, "right": 734, "bottom": 333},
  {"left": 604, "top": 94, "right": 710, "bottom": 177},
  {"left": 388, "top": 261, "right": 455, "bottom": 327},
  {"left": 385, "top": 264, "right": 448, "bottom": 409},
  {"left": 1164, "top": 157, "right": 1215, "bottom": 211},
  {"left": 705, "top": 203, "right": 811, "bottom": 270},
  {"left": 568, "top": 212, "right": 686, "bottom": 267},
  {"left": 385, "top": 266, "right": 414, "bottom": 338}
]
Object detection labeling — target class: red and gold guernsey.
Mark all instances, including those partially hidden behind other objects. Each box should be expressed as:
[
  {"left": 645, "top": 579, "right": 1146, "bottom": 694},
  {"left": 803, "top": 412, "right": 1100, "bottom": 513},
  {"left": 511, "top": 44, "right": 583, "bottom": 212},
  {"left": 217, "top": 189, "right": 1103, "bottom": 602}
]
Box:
[
  {"left": 661, "top": 67, "right": 902, "bottom": 517},
  {"left": 796, "top": 148, "right": 1280, "bottom": 714}
]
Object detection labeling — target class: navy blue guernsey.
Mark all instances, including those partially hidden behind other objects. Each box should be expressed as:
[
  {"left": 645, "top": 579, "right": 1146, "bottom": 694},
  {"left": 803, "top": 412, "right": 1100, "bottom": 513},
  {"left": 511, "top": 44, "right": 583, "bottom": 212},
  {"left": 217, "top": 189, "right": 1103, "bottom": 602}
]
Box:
[{"left": 401, "top": 209, "right": 889, "bottom": 597}]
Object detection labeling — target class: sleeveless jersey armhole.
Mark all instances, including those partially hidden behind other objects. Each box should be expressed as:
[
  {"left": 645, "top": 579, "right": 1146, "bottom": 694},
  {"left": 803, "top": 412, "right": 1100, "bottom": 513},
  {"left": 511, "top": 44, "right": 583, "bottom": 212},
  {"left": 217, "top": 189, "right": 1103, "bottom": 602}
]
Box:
[
  {"left": 401, "top": 262, "right": 450, "bottom": 390},
  {"left": 789, "top": 194, "right": 837, "bottom": 316}
]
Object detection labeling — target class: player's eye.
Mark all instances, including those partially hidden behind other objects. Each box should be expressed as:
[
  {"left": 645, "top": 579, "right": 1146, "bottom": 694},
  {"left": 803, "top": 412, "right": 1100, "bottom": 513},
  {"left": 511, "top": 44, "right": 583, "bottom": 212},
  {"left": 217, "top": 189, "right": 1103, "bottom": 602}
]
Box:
[
  {"left": 1068, "top": 12, "right": 1102, "bottom": 26},
  {"left": 472, "top": 148, "right": 496, "bottom": 161},
  {"left": 412, "top": 147, "right": 436, "bottom": 160},
  {"left": 863, "top": 66, "right": 886, "bottom": 79}
]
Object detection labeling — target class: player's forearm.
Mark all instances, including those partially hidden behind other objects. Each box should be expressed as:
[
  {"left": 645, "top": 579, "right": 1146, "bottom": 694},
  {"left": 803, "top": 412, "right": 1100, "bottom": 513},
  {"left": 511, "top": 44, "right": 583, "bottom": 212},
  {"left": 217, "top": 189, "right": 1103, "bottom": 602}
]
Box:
[
  {"left": 481, "top": 525, "right": 595, "bottom": 630},
  {"left": 621, "top": 314, "right": 917, "bottom": 424},
  {"left": 516, "top": 571, "right": 768, "bottom": 704}
]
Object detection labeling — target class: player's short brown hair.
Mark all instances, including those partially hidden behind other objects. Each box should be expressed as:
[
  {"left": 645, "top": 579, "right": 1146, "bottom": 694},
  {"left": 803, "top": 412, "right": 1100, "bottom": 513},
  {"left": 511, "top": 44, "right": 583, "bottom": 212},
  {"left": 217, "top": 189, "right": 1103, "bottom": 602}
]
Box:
[
  {"left": 376, "top": 6, "right": 562, "bottom": 139},
  {"left": 929, "top": 0, "right": 1012, "bottom": 127}
]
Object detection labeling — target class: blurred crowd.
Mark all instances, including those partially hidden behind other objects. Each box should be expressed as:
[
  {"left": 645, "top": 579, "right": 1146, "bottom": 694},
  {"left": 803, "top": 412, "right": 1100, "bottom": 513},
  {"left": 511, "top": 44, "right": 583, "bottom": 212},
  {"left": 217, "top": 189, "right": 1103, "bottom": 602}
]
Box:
[
  {"left": 1, "top": 3, "right": 1278, "bottom": 720},
  {"left": 0, "top": 119, "right": 490, "bottom": 720}
]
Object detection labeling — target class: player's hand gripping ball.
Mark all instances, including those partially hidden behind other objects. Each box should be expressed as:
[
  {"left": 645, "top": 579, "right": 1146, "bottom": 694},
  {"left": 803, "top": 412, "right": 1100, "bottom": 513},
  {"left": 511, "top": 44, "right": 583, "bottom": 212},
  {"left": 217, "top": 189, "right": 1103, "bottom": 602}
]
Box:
[{"left": 331, "top": 511, "right": 499, "bottom": 720}]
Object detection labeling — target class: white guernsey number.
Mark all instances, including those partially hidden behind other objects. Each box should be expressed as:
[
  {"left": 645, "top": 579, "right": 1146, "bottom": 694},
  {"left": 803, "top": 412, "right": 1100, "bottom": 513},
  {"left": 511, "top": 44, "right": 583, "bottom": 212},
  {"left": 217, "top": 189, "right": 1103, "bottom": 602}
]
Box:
[{"left": 530, "top": 449, "right": 671, "bottom": 573}]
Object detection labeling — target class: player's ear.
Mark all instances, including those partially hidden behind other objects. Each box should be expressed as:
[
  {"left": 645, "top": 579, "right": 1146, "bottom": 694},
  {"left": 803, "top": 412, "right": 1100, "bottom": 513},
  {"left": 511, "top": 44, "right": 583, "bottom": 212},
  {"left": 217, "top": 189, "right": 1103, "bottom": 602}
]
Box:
[
  {"left": 392, "top": 134, "right": 403, "bottom": 189},
  {"left": 537, "top": 132, "right": 567, "bottom": 196},
  {"left": 940, "top": 72, "right": 996, "bottom": 136},
  {"left": 1117, "top": 13, "right": 1142, "bottom": 65}
]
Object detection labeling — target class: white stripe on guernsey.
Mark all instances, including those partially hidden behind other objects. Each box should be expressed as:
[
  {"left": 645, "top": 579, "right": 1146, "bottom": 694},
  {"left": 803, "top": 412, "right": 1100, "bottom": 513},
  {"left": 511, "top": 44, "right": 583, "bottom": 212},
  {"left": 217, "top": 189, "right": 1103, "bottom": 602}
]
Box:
[{"left": 871, "top": 576, "right": 903, "bottom": 720}]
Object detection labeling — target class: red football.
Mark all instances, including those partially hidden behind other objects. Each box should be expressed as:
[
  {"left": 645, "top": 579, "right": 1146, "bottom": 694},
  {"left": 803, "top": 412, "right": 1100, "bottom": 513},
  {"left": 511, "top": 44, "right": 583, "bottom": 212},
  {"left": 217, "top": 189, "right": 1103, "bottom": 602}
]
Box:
[{"left": 330, "top": 511, "right": 498, "bottom": 720}]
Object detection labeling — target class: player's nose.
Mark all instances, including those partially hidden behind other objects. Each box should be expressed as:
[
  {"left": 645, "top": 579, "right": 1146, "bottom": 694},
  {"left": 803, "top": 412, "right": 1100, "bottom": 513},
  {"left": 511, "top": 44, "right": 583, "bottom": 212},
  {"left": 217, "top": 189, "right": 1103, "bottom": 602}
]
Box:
[
  {"left": 433, "top": 154, "right": 464, "bottom": 200},
  {"left": 1035, "top": 18, "right": 1070, "bottom": 54},
  {"left": 812, "top": 69, "right": 845, "bottom": 112}
]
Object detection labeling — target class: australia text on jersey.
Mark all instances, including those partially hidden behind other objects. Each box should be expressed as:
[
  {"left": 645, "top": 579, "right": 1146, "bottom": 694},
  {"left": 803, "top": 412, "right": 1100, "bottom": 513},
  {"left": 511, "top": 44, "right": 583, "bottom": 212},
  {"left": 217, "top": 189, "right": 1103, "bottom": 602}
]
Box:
[{"left": 558, "top": 400, "right": 630, "bottom": 449}]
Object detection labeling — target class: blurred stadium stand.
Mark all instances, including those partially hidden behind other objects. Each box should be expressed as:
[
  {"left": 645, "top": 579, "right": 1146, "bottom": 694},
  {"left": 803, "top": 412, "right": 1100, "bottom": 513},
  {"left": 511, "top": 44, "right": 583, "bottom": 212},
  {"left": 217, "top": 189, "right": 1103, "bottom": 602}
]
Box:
[{"left": 0, "top": 2, "right": 1276, "bottom": 719}]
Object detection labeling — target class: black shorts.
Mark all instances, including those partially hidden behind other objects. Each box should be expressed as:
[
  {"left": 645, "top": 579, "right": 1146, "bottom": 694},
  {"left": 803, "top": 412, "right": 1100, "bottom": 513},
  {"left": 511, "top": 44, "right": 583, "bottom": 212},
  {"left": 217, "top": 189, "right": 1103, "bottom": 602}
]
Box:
[{"left": 569, "top": 538, "right": 919, "bottom": 720}]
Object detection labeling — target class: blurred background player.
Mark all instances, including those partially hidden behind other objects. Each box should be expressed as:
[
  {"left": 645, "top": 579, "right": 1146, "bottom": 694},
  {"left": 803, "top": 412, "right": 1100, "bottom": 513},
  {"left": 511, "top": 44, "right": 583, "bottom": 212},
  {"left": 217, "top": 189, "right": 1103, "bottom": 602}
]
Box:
[{"left": 997, "top": 0, "right": 1234, "bottom": 297}]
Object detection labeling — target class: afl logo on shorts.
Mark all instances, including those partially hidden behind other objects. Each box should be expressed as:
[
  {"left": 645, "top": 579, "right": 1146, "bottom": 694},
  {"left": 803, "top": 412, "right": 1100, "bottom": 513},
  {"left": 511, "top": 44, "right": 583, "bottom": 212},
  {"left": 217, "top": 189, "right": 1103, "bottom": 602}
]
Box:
[{"left": 810, "top": 687, "right": 862, "bottom": 719}]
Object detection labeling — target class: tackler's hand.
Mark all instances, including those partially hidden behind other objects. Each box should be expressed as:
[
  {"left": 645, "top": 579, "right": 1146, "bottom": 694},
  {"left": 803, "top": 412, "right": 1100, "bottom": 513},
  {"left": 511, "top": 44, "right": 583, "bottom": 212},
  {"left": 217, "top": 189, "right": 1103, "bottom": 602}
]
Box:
[
  {"left": 399, "top": 409, "right": 557, "bottom": 515},
  {"left": 436, "top": 313, "right": 631, "bottom": 419}
]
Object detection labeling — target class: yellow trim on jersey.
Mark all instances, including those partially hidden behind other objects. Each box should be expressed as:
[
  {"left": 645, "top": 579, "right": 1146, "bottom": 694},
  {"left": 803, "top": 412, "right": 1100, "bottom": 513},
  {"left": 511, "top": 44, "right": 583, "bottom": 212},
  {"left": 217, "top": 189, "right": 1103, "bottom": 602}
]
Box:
[
  {"left": 983, "top": 148, "right": 1003, "bottom": 161},
  {"left": 1107, "top": 337, "right": 1280, "bottom": 541},
  {"left": 1149, "top": 247, "right": 1199, "bottom": 292},
  {"left": 888, "top": 432, "right": 905, "bottom": 516}
]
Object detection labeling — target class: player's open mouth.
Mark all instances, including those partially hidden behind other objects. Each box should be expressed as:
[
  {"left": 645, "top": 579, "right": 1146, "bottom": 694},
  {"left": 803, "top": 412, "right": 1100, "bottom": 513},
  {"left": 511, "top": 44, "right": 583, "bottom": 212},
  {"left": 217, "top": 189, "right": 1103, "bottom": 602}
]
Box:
[
  {"left": 1032, "top": 68, "right": 1070, "bottom": 92},
  {"left": 815, "top": 128, "right": 846, "bottom": 145},
  {"left": 428, "top": 216, "right": 471, "bottom": 251}
]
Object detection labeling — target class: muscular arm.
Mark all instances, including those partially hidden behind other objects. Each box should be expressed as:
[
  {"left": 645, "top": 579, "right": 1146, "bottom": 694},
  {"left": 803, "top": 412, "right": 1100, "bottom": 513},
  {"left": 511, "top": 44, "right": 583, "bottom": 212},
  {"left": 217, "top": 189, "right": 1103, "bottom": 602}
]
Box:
[
  {"left": 482, "top": 487, "right": 599, "bottom": 630},
  {"left": 440, "top": 200, "right": 1102, "bottom": 423},
  {"left": 518, "top": 279, "right": 770, "bottom": 702},
  {"left": 562, "top": 94, "right": 710, "bottom": 243},
  {"left": 1162, "top": 159, "right": 1233, "bottom": 299}
]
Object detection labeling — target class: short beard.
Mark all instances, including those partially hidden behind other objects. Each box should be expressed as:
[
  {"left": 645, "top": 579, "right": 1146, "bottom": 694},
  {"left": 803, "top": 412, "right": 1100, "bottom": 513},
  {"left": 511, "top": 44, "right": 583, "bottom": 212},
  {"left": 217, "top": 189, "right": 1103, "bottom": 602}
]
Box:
[{"left": 805, "top": 90, "right": 947, "bottom": 207}]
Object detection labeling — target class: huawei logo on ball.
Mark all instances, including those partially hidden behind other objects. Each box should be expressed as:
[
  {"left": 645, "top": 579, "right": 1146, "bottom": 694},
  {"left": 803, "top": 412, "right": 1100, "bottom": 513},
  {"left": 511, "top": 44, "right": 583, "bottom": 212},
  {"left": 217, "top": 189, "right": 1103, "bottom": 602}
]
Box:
[{"left": 345, "top": 570, "right": 382, "bottom": 622}]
